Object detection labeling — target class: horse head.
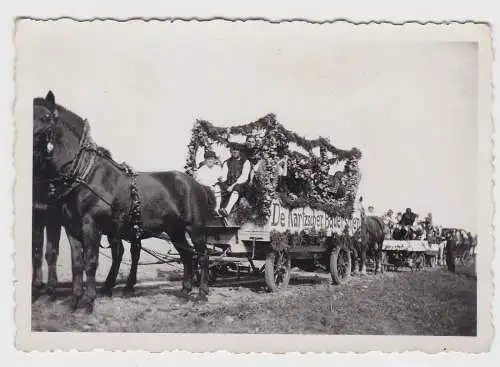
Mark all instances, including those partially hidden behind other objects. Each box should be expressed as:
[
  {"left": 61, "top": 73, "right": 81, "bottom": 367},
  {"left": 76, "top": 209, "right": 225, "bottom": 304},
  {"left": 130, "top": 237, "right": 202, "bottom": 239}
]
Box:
[
  {"left": 33, "top": 90, "right": 89, "bottom": 179},
  {"left": 33, "top": 91, "right": 62, "bottom": 175}
]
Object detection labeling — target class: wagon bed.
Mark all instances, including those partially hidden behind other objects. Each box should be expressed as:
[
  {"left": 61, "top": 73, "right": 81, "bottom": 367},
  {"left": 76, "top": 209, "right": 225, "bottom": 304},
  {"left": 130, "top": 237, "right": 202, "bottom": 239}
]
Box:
[{"left": 382, "top": 240, "right": 440, "bottom": 271}]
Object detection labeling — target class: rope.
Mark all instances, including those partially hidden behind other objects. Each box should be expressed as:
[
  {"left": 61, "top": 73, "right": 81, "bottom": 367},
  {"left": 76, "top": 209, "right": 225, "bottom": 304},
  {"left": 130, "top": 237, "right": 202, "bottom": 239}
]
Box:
[{"left": 99, "top": 247, "right": 184, "bottom": 269}]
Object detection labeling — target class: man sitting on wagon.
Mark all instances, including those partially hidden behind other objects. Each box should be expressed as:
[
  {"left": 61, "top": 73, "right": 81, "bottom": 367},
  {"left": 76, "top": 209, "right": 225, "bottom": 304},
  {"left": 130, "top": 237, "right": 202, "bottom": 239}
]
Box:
[
  {"left": 217, "top": 142, "right": 252, "bottom": 217},
  {"left": 399, "top": 208, "right": 417, "bottom": 239}
]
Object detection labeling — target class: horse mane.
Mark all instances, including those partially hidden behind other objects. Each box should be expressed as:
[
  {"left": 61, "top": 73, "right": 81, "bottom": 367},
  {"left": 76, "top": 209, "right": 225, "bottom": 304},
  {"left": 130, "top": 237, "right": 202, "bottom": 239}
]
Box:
[{"left": 96, "top": 146, "right": 113, "bottom": 159}]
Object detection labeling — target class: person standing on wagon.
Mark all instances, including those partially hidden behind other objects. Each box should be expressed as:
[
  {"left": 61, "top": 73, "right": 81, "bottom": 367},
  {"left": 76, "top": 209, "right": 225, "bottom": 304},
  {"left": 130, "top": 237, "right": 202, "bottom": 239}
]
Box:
[
  {"left": 218, "top": 142, "right": 251, "bottom": 217},
  {"left": 243, "top": 134, "right": 263, "bottom": 184},
  {"left": 193, "top": 150, "right": 223, "bottom": 216}
]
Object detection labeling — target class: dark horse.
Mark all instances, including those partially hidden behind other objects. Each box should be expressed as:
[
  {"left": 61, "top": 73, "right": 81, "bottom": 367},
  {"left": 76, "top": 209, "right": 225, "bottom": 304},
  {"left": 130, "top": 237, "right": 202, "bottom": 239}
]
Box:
[
  {"left": 352, "top": 198, "right": 385, "bottom": 274},
  {"left": 32, "top": 134, "right": 62, "bottom": 299},
  {"left": 33, "top": 136, "right": 140, "bottom": 301},
  {"left": 33, "top": 91, "right": 214, "bottom": 313}
]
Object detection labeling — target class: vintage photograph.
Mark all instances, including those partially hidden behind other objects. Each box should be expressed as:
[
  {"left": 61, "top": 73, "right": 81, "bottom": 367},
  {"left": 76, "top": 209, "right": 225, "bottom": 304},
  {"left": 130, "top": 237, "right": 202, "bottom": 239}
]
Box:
[{"left": 15, "top": 19, "right": 493, "bottom": 352}]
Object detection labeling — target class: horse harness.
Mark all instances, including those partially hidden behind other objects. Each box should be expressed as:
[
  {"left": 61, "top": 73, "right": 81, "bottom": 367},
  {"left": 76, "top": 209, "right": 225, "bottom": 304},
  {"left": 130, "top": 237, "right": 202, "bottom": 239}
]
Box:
[{"left": 34, "top": 110, "right": 144, "bottom": 242}]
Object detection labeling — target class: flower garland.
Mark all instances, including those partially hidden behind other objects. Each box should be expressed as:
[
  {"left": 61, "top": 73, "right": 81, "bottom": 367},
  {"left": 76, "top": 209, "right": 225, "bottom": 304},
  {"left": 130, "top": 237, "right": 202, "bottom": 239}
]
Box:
[
  {"left": 270, "top": 228, "right": 341, "bottom": 251},
  {"left": 185, "top": 114, "right": 362, "bottom": 223}
]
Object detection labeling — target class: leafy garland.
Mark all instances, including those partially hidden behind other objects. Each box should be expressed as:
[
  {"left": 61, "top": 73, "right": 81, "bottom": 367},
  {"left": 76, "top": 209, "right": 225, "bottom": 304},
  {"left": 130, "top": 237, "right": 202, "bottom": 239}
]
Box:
[{"left": 184, "top": 113, "right": 362, "bottom": 223}]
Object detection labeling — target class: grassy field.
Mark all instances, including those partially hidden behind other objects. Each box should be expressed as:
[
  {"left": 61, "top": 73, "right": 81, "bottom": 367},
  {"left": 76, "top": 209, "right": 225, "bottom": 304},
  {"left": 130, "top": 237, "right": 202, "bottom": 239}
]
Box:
[{"left": 32, "top": 236, "right": 477, "bottom": 335}]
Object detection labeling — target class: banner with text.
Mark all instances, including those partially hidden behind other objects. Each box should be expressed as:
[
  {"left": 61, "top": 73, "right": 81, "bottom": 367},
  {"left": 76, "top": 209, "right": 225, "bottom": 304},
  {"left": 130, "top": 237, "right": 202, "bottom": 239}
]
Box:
[{"left": 269, "top": 200, "right": 361, "bottom": 235}]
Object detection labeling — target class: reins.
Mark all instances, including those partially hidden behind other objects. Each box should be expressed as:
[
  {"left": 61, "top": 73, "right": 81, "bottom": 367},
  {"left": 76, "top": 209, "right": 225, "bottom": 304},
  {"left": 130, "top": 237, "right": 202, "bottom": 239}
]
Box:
[{"left": 34, "top": 105, "right": 145, "bottom": 242}]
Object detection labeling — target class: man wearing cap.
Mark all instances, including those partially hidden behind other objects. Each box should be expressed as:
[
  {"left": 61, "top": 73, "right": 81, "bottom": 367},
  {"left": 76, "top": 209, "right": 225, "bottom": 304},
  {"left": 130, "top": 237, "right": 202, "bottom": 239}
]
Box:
[
  {"left": 244, "top": 135, "right": 261, "bottom": 184},
  {"left": 399, "top": 208, "right": 417, "bottom": 239},
  {"left": 383, "top": 209, "right": 396, "bottom": 239},
  {"left": 218, "top": 142, "right": 251, "bottom": 217}
]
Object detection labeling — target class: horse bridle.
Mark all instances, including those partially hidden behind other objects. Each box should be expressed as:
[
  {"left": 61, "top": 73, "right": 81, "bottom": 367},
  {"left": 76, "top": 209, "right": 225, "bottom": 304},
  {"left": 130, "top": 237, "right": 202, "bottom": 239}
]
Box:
[
  {"left": 33, "top": 106, "right": 59, "bottom": 165},
  {"left": 33, "top": 103, "right": 112, "bottom": 206},
  {"left": 33, "top": 102, "right": 145, "bottom": 241}
]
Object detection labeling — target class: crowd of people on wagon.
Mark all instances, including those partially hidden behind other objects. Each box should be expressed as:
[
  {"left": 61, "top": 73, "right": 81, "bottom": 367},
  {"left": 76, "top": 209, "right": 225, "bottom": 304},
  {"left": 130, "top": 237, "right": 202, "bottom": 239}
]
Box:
[
  {"left": 194, "top": 135, "right": 259, "bottom": 217},
  {"left": 376, "top": 206, "right": 476, "bottom": 250},
  {"left": 193, "top": 136, "right": 477, "bottom": 260}
]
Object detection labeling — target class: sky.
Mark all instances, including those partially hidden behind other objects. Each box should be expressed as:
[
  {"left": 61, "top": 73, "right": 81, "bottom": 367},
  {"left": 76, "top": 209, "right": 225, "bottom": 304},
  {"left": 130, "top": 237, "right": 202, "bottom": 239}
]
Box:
[{"left": 17, "top": 20, "right": 479, "bottom": 232}]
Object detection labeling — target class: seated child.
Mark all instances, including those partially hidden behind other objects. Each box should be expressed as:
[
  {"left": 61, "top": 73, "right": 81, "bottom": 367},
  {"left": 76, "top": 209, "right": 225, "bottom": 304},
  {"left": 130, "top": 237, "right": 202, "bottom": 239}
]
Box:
[{"left": 194, "top": 150, "right": 222, "bottom": 215}]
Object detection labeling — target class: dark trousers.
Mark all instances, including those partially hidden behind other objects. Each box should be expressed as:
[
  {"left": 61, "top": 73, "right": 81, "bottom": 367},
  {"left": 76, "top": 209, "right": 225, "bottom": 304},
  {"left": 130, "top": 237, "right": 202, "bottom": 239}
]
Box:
[{"left": 446, "top": 250, "right": 456, "bottom": 273}]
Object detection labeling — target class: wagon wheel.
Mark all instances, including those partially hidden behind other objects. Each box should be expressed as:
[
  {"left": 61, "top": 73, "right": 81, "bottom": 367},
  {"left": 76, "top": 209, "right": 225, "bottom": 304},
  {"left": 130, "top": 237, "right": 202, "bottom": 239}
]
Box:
[
  {"left": 264, "top": 250, "right": 291, "bottom": 292},
  {"left": 330, "top": 246, "right": 352, "bottom": 285}
]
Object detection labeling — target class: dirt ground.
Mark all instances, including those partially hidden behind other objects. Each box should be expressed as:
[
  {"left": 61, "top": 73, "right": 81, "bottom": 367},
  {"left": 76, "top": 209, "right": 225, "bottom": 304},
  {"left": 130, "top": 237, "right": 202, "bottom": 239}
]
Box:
[{"left": 32, "top": 236, "right": 477, "bottom": 335}]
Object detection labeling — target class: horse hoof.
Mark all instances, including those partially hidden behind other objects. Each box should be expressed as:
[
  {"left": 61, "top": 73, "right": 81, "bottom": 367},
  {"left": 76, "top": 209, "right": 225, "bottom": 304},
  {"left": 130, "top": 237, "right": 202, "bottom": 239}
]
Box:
[
  {"left": 122, "top": 286, "right": 135, "bottom": 297},
  {"left": 33, "top": 282, "right": 45, "bottom": 291},
  {"left": 47, "top": 288, "right": 57, "bottom": 302},
  {"left": 31, "top": 291, "right": 41, "bottom": 303},
  {"left": 69, "top": 297, "right": 80, "bottom": 312},
  {"left": 99, "top": 286, "right": 113, "bottom": 297},
  {"left": 196, "top": 292, "right": 208, "bottom": 303}
]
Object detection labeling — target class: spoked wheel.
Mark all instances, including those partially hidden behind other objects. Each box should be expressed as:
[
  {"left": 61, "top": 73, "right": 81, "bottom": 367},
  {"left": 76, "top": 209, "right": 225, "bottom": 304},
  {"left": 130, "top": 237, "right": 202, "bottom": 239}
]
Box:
[
  {"left": 264, "top": 250, "right": 291, "bottom": 292},
  {"left": 330, "top": 246, "right": 352, "bottom": 285}
]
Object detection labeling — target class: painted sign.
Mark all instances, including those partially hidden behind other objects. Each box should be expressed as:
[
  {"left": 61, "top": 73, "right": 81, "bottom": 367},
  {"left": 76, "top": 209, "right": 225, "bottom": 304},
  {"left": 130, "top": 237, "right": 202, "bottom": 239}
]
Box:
[
  {"left": 268, "top": 200, "right": 361, "bottom": 235},
  {"left": 383, "top": 240, "right": 433, "bottom": 252}
]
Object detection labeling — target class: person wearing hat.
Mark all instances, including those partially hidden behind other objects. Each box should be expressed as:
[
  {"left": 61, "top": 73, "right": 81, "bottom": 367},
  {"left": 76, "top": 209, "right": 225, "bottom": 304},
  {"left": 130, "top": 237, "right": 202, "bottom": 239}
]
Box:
[
  {"left": 399, "top": 208, "right": 417, "bottom": 239},
  {"left": 194, "top": 150, "right": 223, "bottom": 215},
  {"left": 383, "top": 209, "right": 396, "bottom": 239},
  {"left": 218, "top": 142, "right": 251, "bottom": 217},
  {"left": 244, "top": 135, "right": 261, "bottom": 184}
]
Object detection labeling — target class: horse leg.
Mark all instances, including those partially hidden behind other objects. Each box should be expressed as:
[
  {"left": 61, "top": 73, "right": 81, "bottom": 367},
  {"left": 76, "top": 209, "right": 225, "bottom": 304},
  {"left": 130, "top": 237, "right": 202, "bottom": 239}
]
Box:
[
  {"left": 32, "top": 212, "right": 45, "bottom": 295},
  {"left": 124, "top": 240, "right": 141, "bottom": 295},
  {"left": 81, "top": 218, "right": 101, "bottom": 314},
  {"left": 351, "top": 247, "right": 359, "bottom": 276},
  {"left": 65, "top": 229, "right": 85, "bottom": 311},
  {"left": 187, "top": 226, "right": 209, "bottom": 302},
  {"left": 379, "top": 247, "right": 385, "bottom": 274},
  {"left": 45, "top": 219, "right": 61, "bottom": 301},
  {"left": 360, "top": 249, "right": 368, "bottom": 275},
  {"left": 375, "top": 246, "right": 384, "bottom": 274},
  {"left": 101, "top": 236, "right": 124, "bottom": 296},
  {"left": 170, "top": 232, "right": 194, "bottom": 297}
]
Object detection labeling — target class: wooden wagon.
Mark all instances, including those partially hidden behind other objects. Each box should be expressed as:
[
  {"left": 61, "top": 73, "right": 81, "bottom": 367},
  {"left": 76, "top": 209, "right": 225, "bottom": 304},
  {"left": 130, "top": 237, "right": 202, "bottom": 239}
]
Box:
[
  {"left": 382, "top": 240, "right": 440, "bottom": 271},
  {"left": 196, "top": 200, "right": 362, "bottom": 291},
  {"left": 182, "top": 113, "right": 363, "bottom": 291}
]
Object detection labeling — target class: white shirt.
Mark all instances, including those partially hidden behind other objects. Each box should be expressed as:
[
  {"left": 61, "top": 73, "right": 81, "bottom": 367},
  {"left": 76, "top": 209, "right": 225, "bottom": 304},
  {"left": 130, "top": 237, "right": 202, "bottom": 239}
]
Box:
[{"left": 195, "top": 164, "right": 222, "bottom": 187}]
